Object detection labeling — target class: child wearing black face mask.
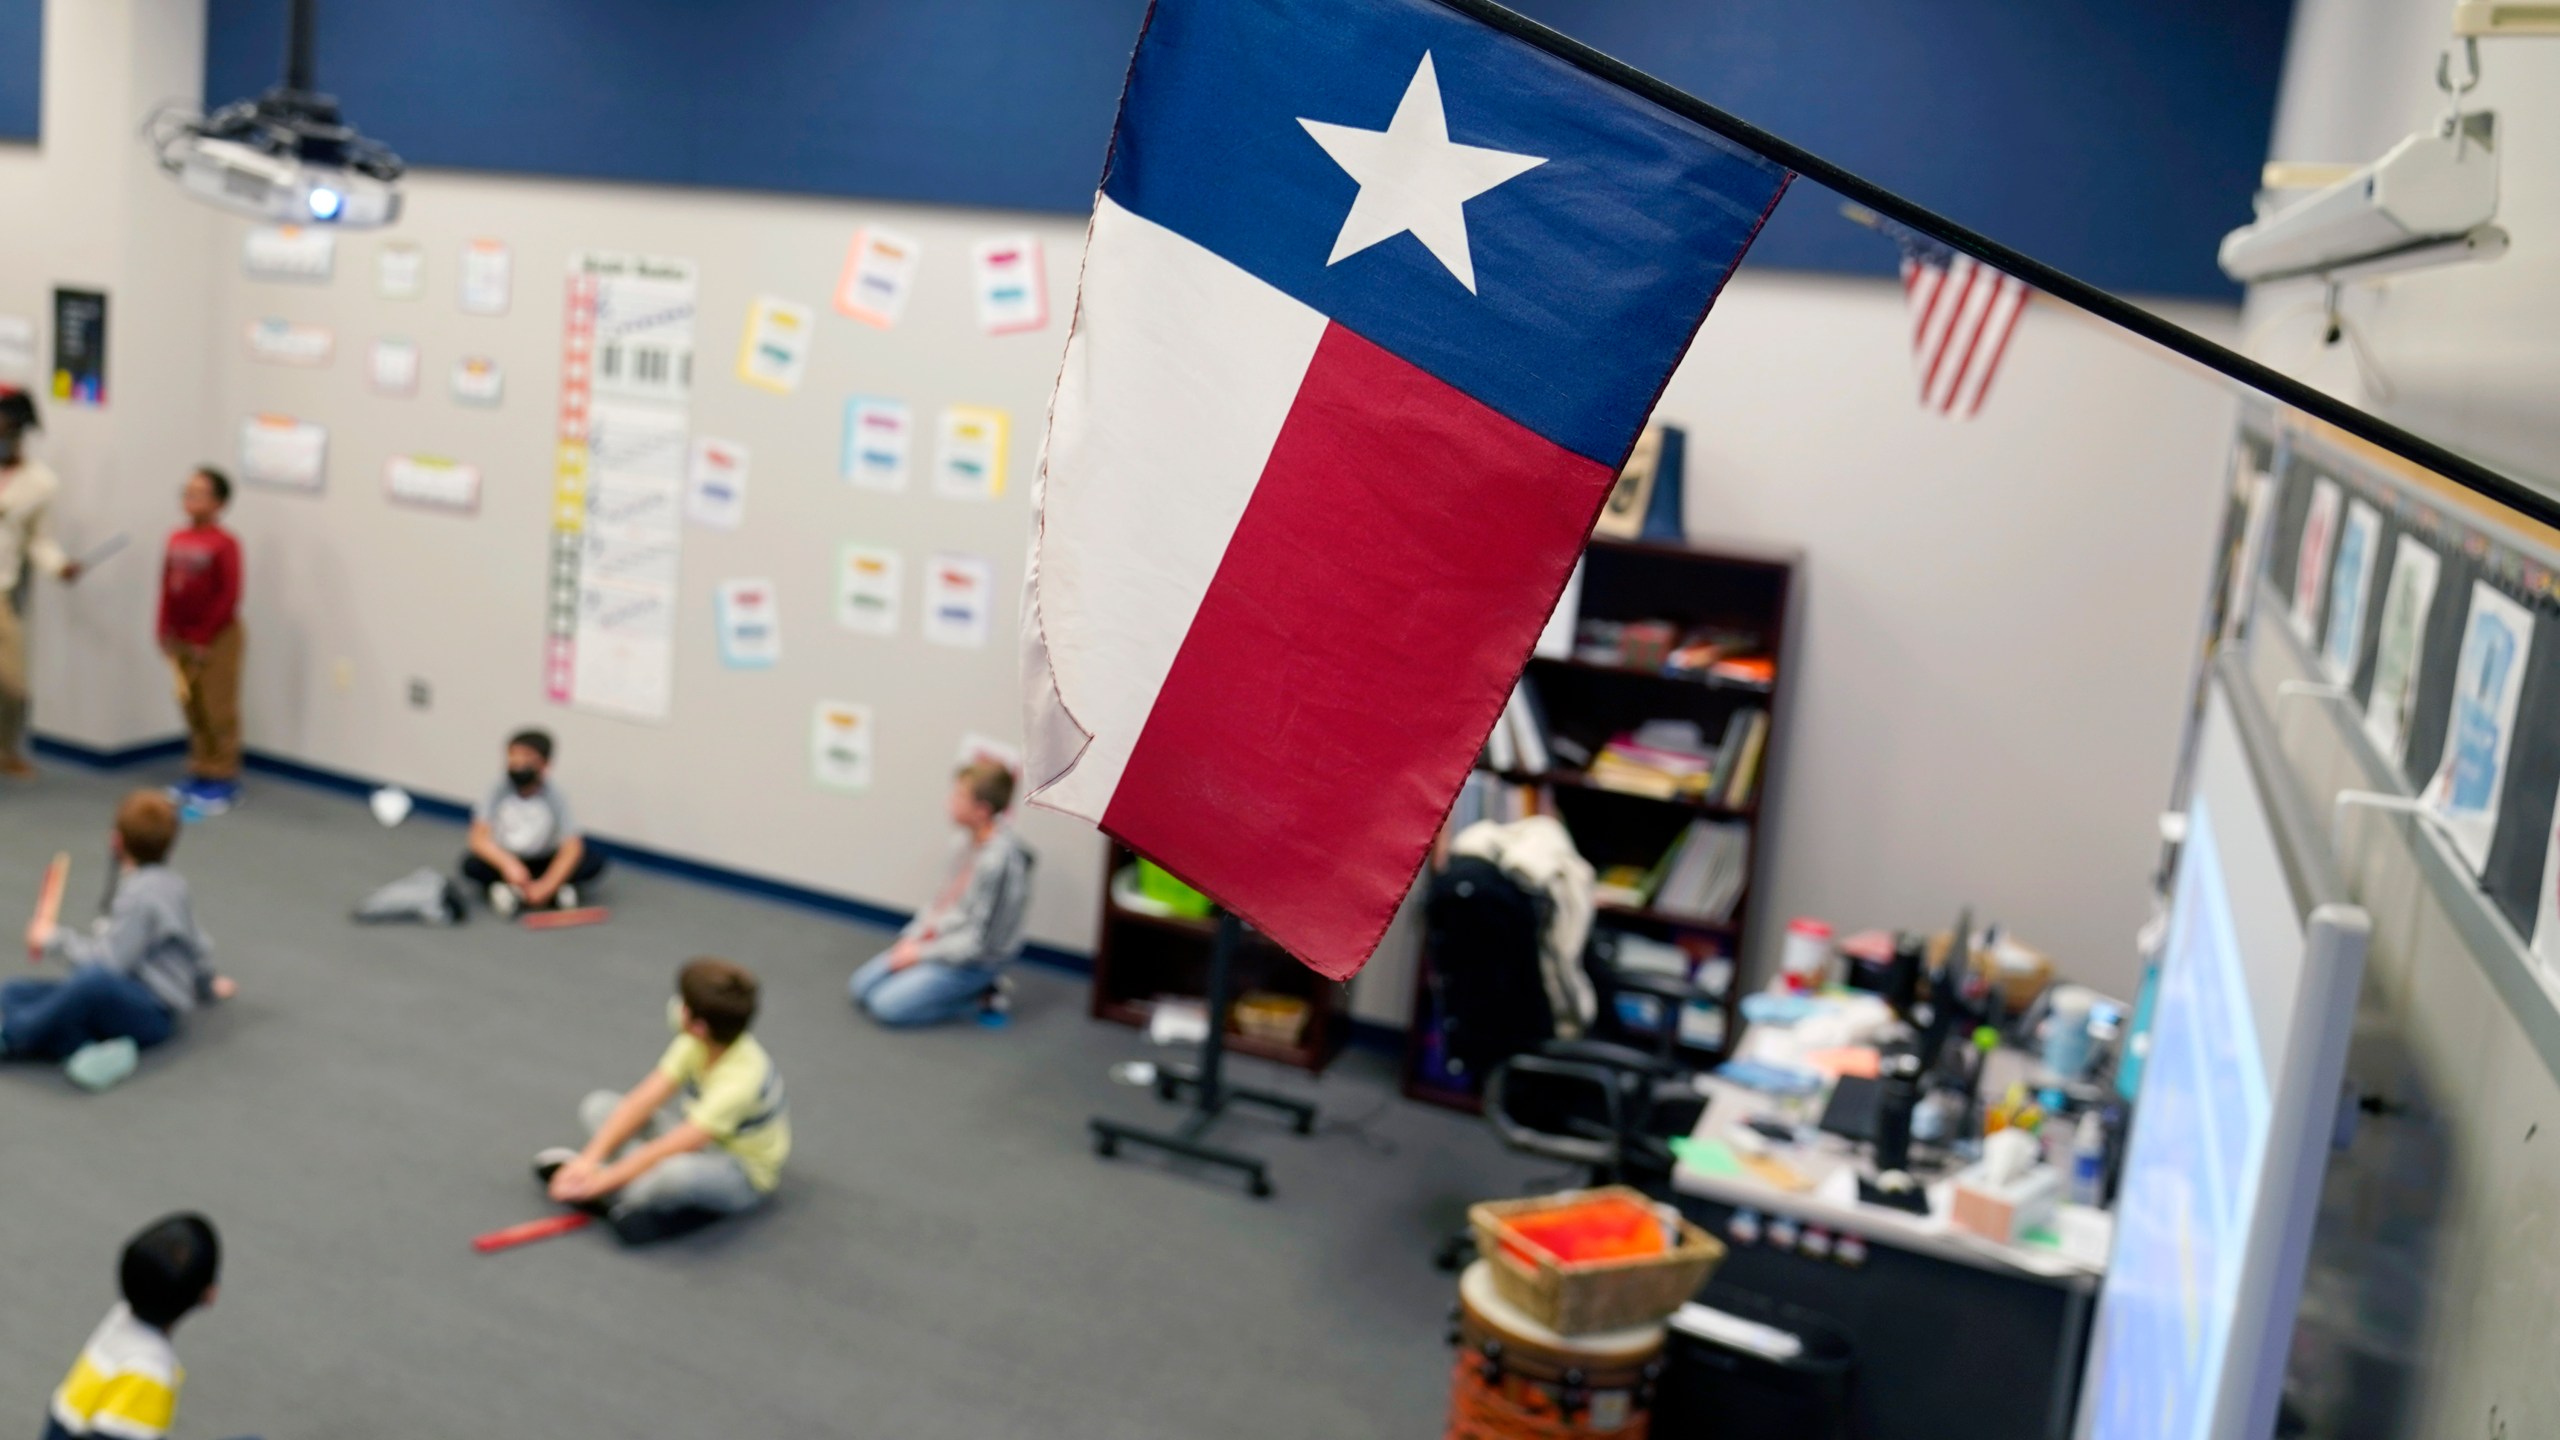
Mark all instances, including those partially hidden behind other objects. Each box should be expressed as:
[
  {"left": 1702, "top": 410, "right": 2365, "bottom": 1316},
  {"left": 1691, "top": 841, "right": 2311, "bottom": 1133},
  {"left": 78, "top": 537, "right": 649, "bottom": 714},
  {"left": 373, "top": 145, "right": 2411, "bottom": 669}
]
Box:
[{"left": 460, "top": 727, "right": 606, "bottom": 918}]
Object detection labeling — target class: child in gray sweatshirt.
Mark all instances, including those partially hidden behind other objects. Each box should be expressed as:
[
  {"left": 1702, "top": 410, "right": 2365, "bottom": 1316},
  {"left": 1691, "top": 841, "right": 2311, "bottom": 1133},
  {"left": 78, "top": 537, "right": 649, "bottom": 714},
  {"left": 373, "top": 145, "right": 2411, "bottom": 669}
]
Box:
[{"left": 7, "top": 789, "right": 232, "bottom": 1084}]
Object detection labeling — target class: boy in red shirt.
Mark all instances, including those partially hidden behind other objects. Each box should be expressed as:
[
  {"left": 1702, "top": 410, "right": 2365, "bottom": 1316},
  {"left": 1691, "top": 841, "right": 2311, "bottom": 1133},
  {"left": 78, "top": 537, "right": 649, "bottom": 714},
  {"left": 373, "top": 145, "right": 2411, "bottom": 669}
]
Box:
[{"left": 158, "top": 468, "right": 244, "bottom": 814}]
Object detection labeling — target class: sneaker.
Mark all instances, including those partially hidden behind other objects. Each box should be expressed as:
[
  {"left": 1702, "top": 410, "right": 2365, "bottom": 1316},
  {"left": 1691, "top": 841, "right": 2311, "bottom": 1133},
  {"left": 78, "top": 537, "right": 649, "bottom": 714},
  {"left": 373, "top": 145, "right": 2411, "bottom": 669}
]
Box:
[
  {"left": 554, "top": 883, "right": 580, "bottom": 912},
  {"left": 488, "top": 883, "right": 521, "bottom": 920},
  {"left": 531, "top": 1146, "right": 580, "bottom": 1184},
  {"left": 977, "top": 975, "right": 1015, "bottom": 1028},
  {"left": 187, "top": 779, "right": 239, "bottom": 816},
  {"left": 64, "top": 1038, "right": 140, "bottom": 1092}
]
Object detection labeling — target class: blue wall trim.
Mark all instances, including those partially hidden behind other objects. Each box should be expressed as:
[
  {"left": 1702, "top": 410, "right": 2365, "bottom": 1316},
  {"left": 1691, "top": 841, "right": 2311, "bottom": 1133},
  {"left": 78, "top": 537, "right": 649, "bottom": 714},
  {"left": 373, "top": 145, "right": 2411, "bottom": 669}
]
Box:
[
  {"left": 0, "top": 0, "right": 38, "bottom": 141},
  {"left": 203, "top": 0, "right": 2290, "bottom": 300},
  {"left": 36, "top": 734, "right": 1095, "bottom": 976}
]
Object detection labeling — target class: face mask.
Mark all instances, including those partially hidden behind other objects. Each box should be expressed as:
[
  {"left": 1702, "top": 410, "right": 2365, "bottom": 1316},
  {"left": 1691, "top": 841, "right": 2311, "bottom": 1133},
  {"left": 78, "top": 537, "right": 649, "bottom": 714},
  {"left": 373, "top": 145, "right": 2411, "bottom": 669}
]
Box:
[{"left": 507, "top": 766, "right": 542, "bottom": 789}]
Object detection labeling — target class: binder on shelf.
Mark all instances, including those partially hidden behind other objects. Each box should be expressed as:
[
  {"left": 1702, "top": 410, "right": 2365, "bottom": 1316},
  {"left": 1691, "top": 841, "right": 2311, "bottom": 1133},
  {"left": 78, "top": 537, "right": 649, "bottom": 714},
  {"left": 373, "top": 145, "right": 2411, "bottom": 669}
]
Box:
[{"left": 1719, "top": 711, "right": 1771, "bottom": 809}]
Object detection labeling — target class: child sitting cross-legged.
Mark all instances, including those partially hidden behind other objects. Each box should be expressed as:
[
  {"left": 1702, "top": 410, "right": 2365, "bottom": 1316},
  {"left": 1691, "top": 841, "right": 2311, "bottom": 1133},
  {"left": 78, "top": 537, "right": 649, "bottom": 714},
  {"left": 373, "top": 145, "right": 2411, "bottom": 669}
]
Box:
[
  {"left": 7, "top": 790, "right": 234, "bottom": 1091},
  {"left": 42, "top": 1212, "right": 221, "bottom": 1440},
  {"left": 462, "top": 726, "right": 606, "bottom": 918},
  {"left": 535, "top": 957, "right": 789, "bottom": 1244}
]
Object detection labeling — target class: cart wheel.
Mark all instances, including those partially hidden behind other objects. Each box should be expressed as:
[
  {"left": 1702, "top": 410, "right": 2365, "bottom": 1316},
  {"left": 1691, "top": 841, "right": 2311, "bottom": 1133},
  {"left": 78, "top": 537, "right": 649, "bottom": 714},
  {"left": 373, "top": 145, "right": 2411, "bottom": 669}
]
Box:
[
  {"left": 1156, "top": 1077, "right": 1180, "bottom": 1102},
  {"left": 1292, "top": 1111, "right": 1316, "bottom": 1136},
  {"left": 1248, "top": 1173, "right": 1274, "bottom": 1198},
  {"left": 1094, "top": 1134, "right": 1118, "bottom": 1159}
]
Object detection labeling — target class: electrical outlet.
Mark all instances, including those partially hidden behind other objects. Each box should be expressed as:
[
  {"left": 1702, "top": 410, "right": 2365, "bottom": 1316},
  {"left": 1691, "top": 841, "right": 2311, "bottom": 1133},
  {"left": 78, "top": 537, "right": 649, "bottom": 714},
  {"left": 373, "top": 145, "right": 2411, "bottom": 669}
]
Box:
[
  {"left": 407, "top": 679, "right": 432, "bottom": 710},
  {"left": 331, "top": 658, "right": 353, "bottom": 692}
]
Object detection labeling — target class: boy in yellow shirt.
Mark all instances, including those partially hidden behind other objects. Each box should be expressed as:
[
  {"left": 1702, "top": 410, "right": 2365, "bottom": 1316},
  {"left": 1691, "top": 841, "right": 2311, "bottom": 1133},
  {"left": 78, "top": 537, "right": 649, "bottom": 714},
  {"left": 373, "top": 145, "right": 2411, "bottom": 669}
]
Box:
[
  {"left": 45, "top": 1213, "right": 219, "bottom": 1440},
  {"left": 536, "top": 957, "right": 789, "bottom": 1244}
]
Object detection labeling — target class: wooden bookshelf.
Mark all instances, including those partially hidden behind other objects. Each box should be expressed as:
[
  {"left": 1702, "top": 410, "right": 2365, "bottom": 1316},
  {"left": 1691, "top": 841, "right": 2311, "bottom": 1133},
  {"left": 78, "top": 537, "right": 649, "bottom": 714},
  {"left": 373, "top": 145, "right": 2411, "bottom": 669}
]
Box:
[
  {"left": 1086, "top": 842, "right": 1350, "bottom": 1073},
  {"left": 1403, "top": 532, "right": 1799, "bottom": 1113}
]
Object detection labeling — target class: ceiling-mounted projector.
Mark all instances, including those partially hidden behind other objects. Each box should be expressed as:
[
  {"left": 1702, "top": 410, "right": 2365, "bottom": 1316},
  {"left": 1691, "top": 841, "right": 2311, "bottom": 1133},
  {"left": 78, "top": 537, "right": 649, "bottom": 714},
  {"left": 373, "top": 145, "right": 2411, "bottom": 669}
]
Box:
[
  {"left": 148, "top": 0, "right": 402, "bottom": 227},
  {"left": 2217, "top": 113, "right": 2501, "bottom": 285}
]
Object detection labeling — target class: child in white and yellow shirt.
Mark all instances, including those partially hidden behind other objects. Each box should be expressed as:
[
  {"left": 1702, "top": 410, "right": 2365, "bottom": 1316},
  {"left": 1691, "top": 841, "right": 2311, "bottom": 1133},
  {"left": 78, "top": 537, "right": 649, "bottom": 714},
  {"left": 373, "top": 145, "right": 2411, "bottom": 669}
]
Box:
[{"left": 45, "top": 1214, "right": 219, "bottom": 1440}]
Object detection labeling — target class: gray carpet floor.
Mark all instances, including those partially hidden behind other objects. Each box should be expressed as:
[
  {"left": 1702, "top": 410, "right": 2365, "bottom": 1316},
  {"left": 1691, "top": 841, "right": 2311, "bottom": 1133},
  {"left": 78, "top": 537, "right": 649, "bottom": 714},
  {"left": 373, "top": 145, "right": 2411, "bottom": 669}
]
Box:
[{"left": 0, "top": 763, "right": 1529, "bottom": 1439}]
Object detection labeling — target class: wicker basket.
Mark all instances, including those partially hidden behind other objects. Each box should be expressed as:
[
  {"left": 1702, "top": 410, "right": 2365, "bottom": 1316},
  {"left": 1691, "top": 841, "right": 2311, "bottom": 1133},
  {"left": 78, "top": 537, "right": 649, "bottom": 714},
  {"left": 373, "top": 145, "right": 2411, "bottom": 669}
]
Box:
[{"left": 1469, "top": 1187, "right": 1725, "bottom": 1335}]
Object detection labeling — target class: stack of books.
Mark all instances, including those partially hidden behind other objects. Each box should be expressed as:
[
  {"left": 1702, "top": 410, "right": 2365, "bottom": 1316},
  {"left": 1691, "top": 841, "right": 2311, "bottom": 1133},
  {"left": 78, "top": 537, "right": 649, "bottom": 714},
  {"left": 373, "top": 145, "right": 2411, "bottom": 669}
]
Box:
[
  {"left": 1482, "top": 678, "right": 1555, "bottom": 775},
  {"left": 1448, "top": 770, "right": 1557, "bottom": 833},
  {"left": 1587, "top": 720, "right": 1717, "bottom": 799}
]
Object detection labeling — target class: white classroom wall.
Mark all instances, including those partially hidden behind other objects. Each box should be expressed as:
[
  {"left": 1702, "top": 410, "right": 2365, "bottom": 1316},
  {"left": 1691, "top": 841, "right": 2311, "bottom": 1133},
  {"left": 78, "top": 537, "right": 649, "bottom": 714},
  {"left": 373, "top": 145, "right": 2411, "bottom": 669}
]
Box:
[
  {"left": 2246, "top": 1, "right": 2560, "bottom": 495},
  {"left": 196, "top": 174, "right": 1103, "bottom": 957},
  {"left": 4, "top": 0, "right": 219, "bottom": 751}
]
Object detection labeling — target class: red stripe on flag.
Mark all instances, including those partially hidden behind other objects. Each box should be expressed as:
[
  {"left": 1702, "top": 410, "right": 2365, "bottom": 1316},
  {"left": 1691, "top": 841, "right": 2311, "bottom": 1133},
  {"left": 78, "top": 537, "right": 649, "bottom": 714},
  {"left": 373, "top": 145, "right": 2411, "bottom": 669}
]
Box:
[
  {"left": 1919, "top": 263, "right": 1978, "bottom": 408},
  {"left": 1939, "top": 277, "right": 2000, "bottom": 414},
  {"left": 1102, "top": 322, "right": 1613, "bottom": 979}
]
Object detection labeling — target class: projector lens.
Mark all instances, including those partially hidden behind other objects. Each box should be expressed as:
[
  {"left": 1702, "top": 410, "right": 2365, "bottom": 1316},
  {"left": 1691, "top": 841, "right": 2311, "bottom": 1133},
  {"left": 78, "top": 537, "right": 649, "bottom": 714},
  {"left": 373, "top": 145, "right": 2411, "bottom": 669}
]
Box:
[{"left": 309, "top": 186, "right": 343, "bottom": 221}]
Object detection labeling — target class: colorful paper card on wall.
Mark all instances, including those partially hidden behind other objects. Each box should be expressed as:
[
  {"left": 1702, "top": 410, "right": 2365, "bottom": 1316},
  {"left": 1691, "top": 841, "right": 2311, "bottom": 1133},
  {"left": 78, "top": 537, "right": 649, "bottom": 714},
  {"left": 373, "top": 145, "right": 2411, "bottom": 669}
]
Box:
[
  {"left": 385, "top": 455, "right": 481, "bottom": 513},
  {"left": 737, "top": 296, "right": 815, "bottom": 394},
  {"left": 2361, "top": 536, "right": 2440, "bottom": 763},
  {"left": 836, "top": 544, "right": 901, "bottom": 636},
  {"left": 451, "top": 356, "right": 505, "bottom": 406},
  {"left": 370, "top": 338, "right": 420, "bottom": 396},
  {"left": 685, "top": 436, "right": 750, "bottom": 530},
  {"left": 246, "top": 318, "right": 334, "bottom": 366},
  {"left": 238, "top": 414, "right": 327, "bottom": 491},
  {"left": 2422, "top": 581, "right": 2535, "bottom": 875},
  {"left": 0, "top": 315, "right": 33, "bottom": 383},
  {"left": 841, "top": 396, "right": 913, "bottom": 492},
  {"left": 835, "top": 228, "right": 922, "bottom": 329},
  {"left": 376, "top": 241, "right": 424, "bottom": 299},
  {"left": 811, "top": 700, "right": 875, "bottom": 791},
  {"left": 2288, "top": 477, "right": 2340, "bottom": 644},
  {"left": 2319, "top": 498, "right": 2381, "bottom": 684},
  {"left": 923, "top": 552, "right": 993, "bottom": 649},
  {"left": 50, "top": 288, "right": 105, "bottom": 407},
  {"left": 244, "top": 225, "right": 335, "bottom": 282},
  {"left": 970, "top": 234, "right": 1047, "bottom": 334},
  {"left": 716, "top": 578, "right": 782, "bottom": 669},
  {"left": 460, "top": 239, "right": 513, "bottom": 315},
  {"left": 933, "top": 406, "right": 1008, "bottom": 500}
]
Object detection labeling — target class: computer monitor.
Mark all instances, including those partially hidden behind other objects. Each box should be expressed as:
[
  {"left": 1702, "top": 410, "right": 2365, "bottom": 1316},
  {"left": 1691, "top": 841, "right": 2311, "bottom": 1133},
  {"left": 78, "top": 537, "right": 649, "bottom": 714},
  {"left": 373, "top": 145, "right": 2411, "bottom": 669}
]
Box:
[{"left": 2077, "top": 669, "right": 2368, "bottom": 1440}]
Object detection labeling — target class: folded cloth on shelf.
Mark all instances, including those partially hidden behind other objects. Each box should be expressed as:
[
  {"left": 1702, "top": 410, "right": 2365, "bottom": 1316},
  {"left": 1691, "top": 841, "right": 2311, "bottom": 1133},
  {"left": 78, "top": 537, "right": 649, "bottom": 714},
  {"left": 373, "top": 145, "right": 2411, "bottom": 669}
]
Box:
[{"left": 1451, "top": 816, "right": 1597, "bottom": 1037}]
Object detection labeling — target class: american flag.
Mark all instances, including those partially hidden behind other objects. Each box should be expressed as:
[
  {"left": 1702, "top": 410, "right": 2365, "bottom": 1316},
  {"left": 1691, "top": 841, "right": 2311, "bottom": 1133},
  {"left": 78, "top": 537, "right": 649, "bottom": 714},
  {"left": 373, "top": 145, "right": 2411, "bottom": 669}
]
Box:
[{"left": 1895, "top": 227, "right": 2030, "bottom": 418}]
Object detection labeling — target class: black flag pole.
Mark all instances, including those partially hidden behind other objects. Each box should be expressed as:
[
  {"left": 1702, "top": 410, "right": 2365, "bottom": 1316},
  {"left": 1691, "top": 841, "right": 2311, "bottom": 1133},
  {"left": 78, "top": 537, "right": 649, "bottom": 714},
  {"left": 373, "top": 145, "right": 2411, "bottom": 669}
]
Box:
[{"left": 1432, "top": 0, "right": 2560, "bottom": 533}]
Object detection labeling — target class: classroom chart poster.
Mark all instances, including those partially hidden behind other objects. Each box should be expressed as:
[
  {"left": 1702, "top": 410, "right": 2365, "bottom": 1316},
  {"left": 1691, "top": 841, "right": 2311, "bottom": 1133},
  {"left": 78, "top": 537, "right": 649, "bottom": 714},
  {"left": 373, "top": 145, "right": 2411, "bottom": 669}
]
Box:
[
  {"left": 0, "top": 315, "right": 32, "bottom": 383},
  {"left": 841, "top": 396, "right": 913, "bottom": 491},
  {"left": 685, "top": 436, "right": 750, "bottom": 531},
  {"left": 50, "top": 288, "right": 105, "bottom": 407},
  {"left": 2423, "top": 581, "right": 2535, "bottom": 875},
  {"left": 375, "top": 241, "right": 424, "bottom": 298},
  {"left": 835, "top": 544, "right": 901, "bottom": 635},
  {"left": 811, "top": 700, "right": 875, "bottom": 791},
  {"left": 242, "top": 225, "right": 335, "bottom": 282},
  {"left": 2289, "top": 477, "right": 2341, "bottom": 644},
  {"left": 2362, "top": 536, "right": 2441, "bottom": 762},
  {"left": 736, "top": 296, "right": 814, "bottom": 394},
  {"left": 384, "top": 455, "right": 481, "bottom": 513},
  {"left": 450, "top": 356, "right": 505, "bottom": 406},
  {"left": 459, "top": 239, "right": 513, "bottom": 315},
  {"left": 245, "top": 318, "right": 334, "bottom": 366},
  {"left": 238, "top": 414, "right": 327, "bottom": 491},
  {"left": 2320, "top": 498, "right": 2382, "bottom": 684},
  {"left": 923, "top": 552, "right": 994, "bottom": 648},
  {"left": 2221, "top": 467, "right": 2277, "bottom": 644},
  {"left": 834, "top": 227, "right": 922, "bottom": 328},
  {"left": 933, "top": 405, "right": 1008, "bottom": 500},
  {"left": 714, "top": 578, "right": 782, "bottom": 669},
  {"left": 970, "top": 233, "right": 1048, "bottom": 334},
  {"left": 369, "top": 338, "right": 421, "bottom": 396},
  {"left": 584, "top": 251, "right": 698, "bottom": 405}
]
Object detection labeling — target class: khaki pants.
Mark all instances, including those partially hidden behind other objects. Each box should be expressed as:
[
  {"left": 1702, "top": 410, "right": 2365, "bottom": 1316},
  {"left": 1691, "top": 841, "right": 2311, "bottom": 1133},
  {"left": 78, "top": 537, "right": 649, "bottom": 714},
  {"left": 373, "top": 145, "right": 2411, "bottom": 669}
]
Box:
[
  {"left": 171, "top": 622, "right": 245, "bottom": 780},
  {"left": 0, "top": 594, "right": 24, "bottom": 760}
]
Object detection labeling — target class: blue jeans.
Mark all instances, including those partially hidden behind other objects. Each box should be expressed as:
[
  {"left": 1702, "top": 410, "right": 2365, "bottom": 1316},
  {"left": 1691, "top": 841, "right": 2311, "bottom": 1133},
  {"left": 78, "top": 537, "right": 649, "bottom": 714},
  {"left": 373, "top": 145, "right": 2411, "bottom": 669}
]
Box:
[
  {"left": 849, "top": 950, "right": 999, "bottom": 1027},
  {"left": 577, "top": 1090, "right": 765, "bottom": 1240},
  {"left": 1, "top": 967, "right": 175, "bottom": 1061}
]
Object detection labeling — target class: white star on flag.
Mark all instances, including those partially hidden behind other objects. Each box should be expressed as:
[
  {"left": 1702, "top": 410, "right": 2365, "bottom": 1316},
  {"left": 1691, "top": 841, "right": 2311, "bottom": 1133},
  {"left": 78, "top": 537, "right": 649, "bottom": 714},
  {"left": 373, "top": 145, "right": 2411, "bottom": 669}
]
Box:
[{"left": 1298, "top": 52, "right": 1548, "bottom": 293}]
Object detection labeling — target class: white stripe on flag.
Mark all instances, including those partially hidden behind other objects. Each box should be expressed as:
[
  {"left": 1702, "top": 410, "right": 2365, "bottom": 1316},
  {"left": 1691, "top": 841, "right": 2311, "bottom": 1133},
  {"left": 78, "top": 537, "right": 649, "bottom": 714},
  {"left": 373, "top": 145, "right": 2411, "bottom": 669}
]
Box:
[
  {"left": 1952, "top": 279, "right": 2028, "bottom": 416},
  {"left": 1926, "top": 267, "right": 2000, "bottom": 413},
  {"left": 1023, "top": 194, "right": 1330, "bottom": 822}
]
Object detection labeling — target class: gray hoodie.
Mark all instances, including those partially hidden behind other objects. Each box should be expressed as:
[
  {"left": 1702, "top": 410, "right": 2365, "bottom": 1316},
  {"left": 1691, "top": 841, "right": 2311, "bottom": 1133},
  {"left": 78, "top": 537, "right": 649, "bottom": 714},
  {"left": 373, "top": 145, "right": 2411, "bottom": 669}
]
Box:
[{"left": 43, "top": 865, "right": 217, "bottom": 1015}]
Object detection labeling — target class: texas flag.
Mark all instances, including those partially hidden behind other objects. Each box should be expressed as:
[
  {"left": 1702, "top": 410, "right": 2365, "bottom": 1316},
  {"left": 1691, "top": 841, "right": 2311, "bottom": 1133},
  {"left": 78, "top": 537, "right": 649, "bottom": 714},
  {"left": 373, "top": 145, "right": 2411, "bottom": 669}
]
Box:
[{"left": 1024, "top": 0, "right": 1790, "bottom": 979}]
